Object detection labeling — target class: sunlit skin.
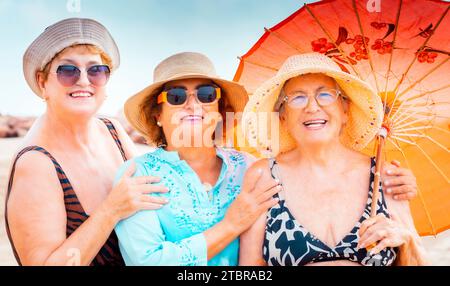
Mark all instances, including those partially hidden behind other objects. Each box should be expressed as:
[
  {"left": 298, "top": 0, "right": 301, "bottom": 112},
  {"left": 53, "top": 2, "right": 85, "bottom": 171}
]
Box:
[
  {"left": 38, "top": 46, "right": 107, "bottom": 120},
  {"left": 158, "top": 78, "right": 222, "bottom": 151},
  {"left": 280, "top": 73, "right": 348, "bottom": 149},
  {"left": 239, "top": 73, "right": 427, "bottom": 266}
]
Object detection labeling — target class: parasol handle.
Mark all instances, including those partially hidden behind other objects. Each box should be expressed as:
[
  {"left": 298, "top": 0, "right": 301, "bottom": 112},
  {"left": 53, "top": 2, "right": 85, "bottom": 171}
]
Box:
[
  {"left": 370, "top": 127, "right": 388, "bottom": 218},
  {"left": 365, "top": 128, "right": 387, "bottom": 252}
]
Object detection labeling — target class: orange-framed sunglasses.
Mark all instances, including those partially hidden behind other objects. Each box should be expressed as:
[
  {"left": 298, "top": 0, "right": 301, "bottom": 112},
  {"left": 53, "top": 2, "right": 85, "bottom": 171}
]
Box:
[{"left": 157, "top": 85, "right": 221, "bottom": 106}]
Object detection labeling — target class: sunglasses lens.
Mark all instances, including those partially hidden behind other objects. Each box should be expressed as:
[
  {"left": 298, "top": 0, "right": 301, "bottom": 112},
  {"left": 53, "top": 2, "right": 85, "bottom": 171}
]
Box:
[
  {"left": 197, "top": 86, "right": 217, "bottom": 103},
  {"left": 87, "top": 65, "right": 110, "bottom": 86},
  {"left": 56, "top": 65, "right": 80, "bottom": 87},
  {"left": 166, "top": 88, "right": 187, "bottom": 105}
]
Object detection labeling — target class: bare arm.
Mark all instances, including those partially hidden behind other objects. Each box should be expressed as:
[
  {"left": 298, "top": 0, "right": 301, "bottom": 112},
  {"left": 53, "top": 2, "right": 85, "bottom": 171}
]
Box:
[
  {"left": 205, "top": 161, "right": 280, "bottom": 260},
  {"left": 239, "top": 159, "right": 277, "bottom": 266},
  {"left": 7, "top": 152, "right": 167, "bottom": 266},
  {"left": 239, "top": 214, "right": 267, "bottom": 266}
]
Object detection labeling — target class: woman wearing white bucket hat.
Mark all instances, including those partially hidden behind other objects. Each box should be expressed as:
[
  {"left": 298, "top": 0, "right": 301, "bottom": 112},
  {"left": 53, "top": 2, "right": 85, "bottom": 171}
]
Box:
[
  {"left": 114, "top": 52, "right": 282, "bottom": 266},
  {"left": 5, "top": 18, "right": 168, "bottom": 266},
  {"left": 239, "top": 53, "right": 426, "bottom": 266}
]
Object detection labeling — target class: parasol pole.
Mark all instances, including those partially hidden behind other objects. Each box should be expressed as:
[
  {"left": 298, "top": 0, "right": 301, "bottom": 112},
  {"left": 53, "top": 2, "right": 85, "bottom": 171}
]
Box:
[
  {"left": 366, "top": 127, "right": 388, "bottom": 252},
  {"left": 371, "top": 127, "right": 388, "bottom": 218}
]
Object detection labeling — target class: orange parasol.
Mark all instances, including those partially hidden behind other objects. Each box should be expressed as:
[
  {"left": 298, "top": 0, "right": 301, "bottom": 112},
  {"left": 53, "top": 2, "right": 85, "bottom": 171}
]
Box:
[{"left": 234, "top": 0, "right": 450, "bottom": 236}]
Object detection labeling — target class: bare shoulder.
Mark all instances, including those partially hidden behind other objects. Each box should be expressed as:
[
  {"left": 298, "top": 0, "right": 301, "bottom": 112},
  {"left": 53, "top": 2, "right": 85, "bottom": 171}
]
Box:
[
  {"left": 8, "top": 150, "right": 63, "bottom": 210},
  {"left": 7, "top": 150, "right": 67, "bottom": 265},
  {"left": 244, "top": 158, "right": 279, "bottom": 191},
  {"left": 101, "top": 117, "right": 137, "bottom": 159},
  {"left": 247, "top": 158, "right": 270, "bottom": 172},
  {"left": 245, "top": 158, "right": 272, "bottom": 180}
]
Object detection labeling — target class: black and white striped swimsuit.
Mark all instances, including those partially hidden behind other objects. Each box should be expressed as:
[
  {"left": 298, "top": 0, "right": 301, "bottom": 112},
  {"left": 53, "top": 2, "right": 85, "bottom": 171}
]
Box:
[{"left": 263, "top": 157, "right": 397, "bottom": 266}]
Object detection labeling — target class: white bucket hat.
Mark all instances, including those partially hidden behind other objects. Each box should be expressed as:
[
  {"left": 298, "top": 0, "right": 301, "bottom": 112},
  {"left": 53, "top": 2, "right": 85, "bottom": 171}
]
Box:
[
  {"left": 23, "top": 18, "right": 120, "bottom": 97},
  {"left": 242, "top": 52, "right": 383, "bottom": 156}
]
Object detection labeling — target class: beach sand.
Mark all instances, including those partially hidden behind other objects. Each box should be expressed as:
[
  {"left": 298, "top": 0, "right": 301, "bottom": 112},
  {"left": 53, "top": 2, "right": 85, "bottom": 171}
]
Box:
[{"left": 1, "top": 138, "right": 449, "bottom": 265}]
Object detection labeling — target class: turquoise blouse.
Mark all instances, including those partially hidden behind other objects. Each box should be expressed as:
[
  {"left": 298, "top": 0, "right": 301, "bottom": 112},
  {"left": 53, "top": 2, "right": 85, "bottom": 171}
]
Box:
[{"left": 114, "top": 147, "right": 255, "bottom": 266}]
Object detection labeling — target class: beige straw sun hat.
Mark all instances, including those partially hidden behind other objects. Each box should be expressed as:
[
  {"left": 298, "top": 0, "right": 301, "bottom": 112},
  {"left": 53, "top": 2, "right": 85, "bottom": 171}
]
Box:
[
  {"left": 124, "top": 52, "right": 249, "bottom": 140},
  {"left": 23, "top": 18, "right": 120, "bottom": 97},
  {"left": 242, "top": 52, "right": 383, "bottom": 156}
]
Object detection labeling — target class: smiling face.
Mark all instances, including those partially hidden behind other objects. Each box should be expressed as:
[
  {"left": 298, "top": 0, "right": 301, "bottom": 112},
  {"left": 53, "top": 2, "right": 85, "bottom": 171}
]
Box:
[
  {"left": 280, "top": 73, "right": 349, "bottom": 148},
  {"left": 37, "top": 45, "right": 110, "bottom": 119},
  {"left": 157, "top": 78, "right": 222, "bottom": 148}
]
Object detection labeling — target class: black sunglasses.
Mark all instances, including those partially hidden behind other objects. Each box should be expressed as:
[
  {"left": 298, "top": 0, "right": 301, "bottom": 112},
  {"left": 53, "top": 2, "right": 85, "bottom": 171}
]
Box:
[{"left": 157, "top": 85, "right": 221, "bottom": 106}]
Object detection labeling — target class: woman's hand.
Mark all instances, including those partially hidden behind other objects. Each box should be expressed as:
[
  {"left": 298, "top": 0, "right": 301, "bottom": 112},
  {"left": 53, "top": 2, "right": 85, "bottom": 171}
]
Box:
[
  {"left": 381, "top": 160, "right": 417, "bottom": 201},
  {"left": 358, "top": 214, "right": 412, "bottom": 255},
  {"left": 103, "top": 162, "right": 170, "bottom": 222},
  {"left": 222, "top": 169, "right": 281, "bottom": 236}
]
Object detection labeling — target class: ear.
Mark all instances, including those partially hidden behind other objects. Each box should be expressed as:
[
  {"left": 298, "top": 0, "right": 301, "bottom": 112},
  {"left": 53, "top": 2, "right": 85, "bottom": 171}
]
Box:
[
  {"left": 36, "top": 72, "right": 47, "bottom": 95},
  {"left": 341, "top": 97, "right": 349, "bottom": 124}
]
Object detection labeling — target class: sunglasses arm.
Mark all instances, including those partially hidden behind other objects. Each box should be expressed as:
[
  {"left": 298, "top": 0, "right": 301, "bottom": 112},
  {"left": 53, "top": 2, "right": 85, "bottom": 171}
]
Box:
[{"left": 157, "top": 92, "right": 167, "bottom": 104}]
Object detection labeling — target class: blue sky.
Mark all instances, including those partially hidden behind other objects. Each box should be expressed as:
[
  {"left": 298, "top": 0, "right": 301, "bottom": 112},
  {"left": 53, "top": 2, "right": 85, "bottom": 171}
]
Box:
[{"left": 0, "top": 0, "right": 313, "bottom": 116}]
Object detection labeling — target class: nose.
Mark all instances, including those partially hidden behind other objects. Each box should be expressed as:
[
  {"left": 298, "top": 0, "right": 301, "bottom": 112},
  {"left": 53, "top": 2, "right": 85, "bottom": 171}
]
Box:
[
  {"left": 304, "top": 96, "right": 321, "bottom": 113},
  {"left": 184, "top": 90, "right": 202, "bottom": 111},
  {"left": 75, "top": 69, "right": 90, "bottom": 87}
]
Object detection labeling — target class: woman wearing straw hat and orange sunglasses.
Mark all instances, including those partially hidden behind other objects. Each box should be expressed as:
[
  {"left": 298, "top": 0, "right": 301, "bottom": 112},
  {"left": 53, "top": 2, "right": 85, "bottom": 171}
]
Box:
[
  {"left": 5, "top": 18, "right": 168, "bottom": 266},
  {"left": 114, "top": 52, "right": 282, "bottom": 266},
  {"left": 239, "top": 53, "right": 427, "bottom": 266}
]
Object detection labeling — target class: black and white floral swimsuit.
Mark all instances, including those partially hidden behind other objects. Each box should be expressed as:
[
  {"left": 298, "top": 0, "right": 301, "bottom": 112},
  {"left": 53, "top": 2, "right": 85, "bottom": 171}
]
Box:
[{"left": 263, "top": 157, "right": 398, "bottom": 266}]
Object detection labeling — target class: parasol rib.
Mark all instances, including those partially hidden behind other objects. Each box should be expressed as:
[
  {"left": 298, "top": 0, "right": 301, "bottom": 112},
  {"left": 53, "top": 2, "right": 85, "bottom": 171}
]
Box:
[
  {"left": 388, "top": 137, "right": 437, "bottom": 236},
  {"left": 264, "top": 27, "right": 307, "bottom": 54},
  {"left": 383, "top": 0, "right": 403, "bottom": 115},
  {"left": 352, "top": 0, "right": 381, "bottom": 95},
  {"left": 304, "top": 4, "right": 362, "bottom": 78},
  {"left": 388, "top": 5, "right": 449, "bottom": 117}
]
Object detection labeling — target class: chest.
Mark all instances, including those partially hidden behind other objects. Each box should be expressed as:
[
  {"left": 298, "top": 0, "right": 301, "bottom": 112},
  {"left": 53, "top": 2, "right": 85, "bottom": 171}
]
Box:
[
  {"left": 155, "top": 162, "right": 243, "bottom": 239},
  {"left": 53, "top": 147, "right": 124, "bottom": 215},
  {"left": 279, "top": 169, "right": 370, "bottom": 247}
]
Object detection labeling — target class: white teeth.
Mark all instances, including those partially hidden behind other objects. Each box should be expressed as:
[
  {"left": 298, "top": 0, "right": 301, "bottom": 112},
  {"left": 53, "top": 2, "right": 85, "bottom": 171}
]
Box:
[
  {"left": 183, "top": 115, "right": 203, "bottom": 120},
  {"left": 70, "top": 92, "right": 92, "bottom": 98},
  {"left": 304, "top": 120, "right": 327, "bottom": 126}
]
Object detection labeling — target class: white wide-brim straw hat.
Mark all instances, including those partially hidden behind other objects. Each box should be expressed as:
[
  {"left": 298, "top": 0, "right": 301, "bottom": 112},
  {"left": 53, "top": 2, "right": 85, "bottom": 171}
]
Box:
[
  {"left": 124, "top": 52, "right": 249, "bottom": 140},
  {"left": 242, "top": 52, "right": 383, "bottom": 156},
  {"left": 23, "top": 18, "right": 120, "bottom": 97}
]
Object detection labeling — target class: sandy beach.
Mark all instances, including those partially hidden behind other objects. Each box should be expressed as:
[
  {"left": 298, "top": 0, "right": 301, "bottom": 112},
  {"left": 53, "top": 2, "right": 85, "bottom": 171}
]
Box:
[{"left": 1, "top": 137, "right": 449, "bottom": 266}]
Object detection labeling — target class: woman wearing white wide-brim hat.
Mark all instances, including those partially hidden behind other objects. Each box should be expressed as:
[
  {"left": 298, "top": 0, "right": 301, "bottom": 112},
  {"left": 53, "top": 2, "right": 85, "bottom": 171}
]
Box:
[
  {"left": 239, "top": 53, "right": 427, "bottom": 266},
  {"left": 5, "top": 18, "right": 167, "bottom": 266}
]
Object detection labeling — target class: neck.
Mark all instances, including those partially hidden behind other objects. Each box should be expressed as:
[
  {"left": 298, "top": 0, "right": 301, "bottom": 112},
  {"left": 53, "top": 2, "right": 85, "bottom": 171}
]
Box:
[
  {"left": 166, "top": 144, "right": 218, "bottom": 169},
  {"left": 42, "top": 110, "right": 96, "bottom": 149},
  {"left": 292, "top": 139, "right": 350, "bottom": 170}
]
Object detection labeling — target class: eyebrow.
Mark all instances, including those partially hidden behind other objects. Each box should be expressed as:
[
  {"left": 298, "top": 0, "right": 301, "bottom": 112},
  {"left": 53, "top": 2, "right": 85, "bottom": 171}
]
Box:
[
  {"left": 165, "top": 83, "right": 216, "bottom": 90},
  {"left": 289, "top": 85, "right": 329, "bottom": 94},
  {"left": 59, "top": 59, "right": 102, "bottom": 66}
]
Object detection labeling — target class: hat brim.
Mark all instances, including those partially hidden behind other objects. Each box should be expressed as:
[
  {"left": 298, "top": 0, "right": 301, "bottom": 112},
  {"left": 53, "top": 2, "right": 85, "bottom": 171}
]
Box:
[
  {"left": 124, "top": 73, "right": 249, "bottom": 141},
  {"left": 243, "top": 67, "right": 383, "bottom": 156}
]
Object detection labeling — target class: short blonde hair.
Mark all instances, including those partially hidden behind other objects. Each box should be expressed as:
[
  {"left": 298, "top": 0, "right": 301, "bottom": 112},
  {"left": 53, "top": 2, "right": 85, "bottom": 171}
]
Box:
[{"left": 40, "top": 44, "right": 113, "bottom": 81}]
